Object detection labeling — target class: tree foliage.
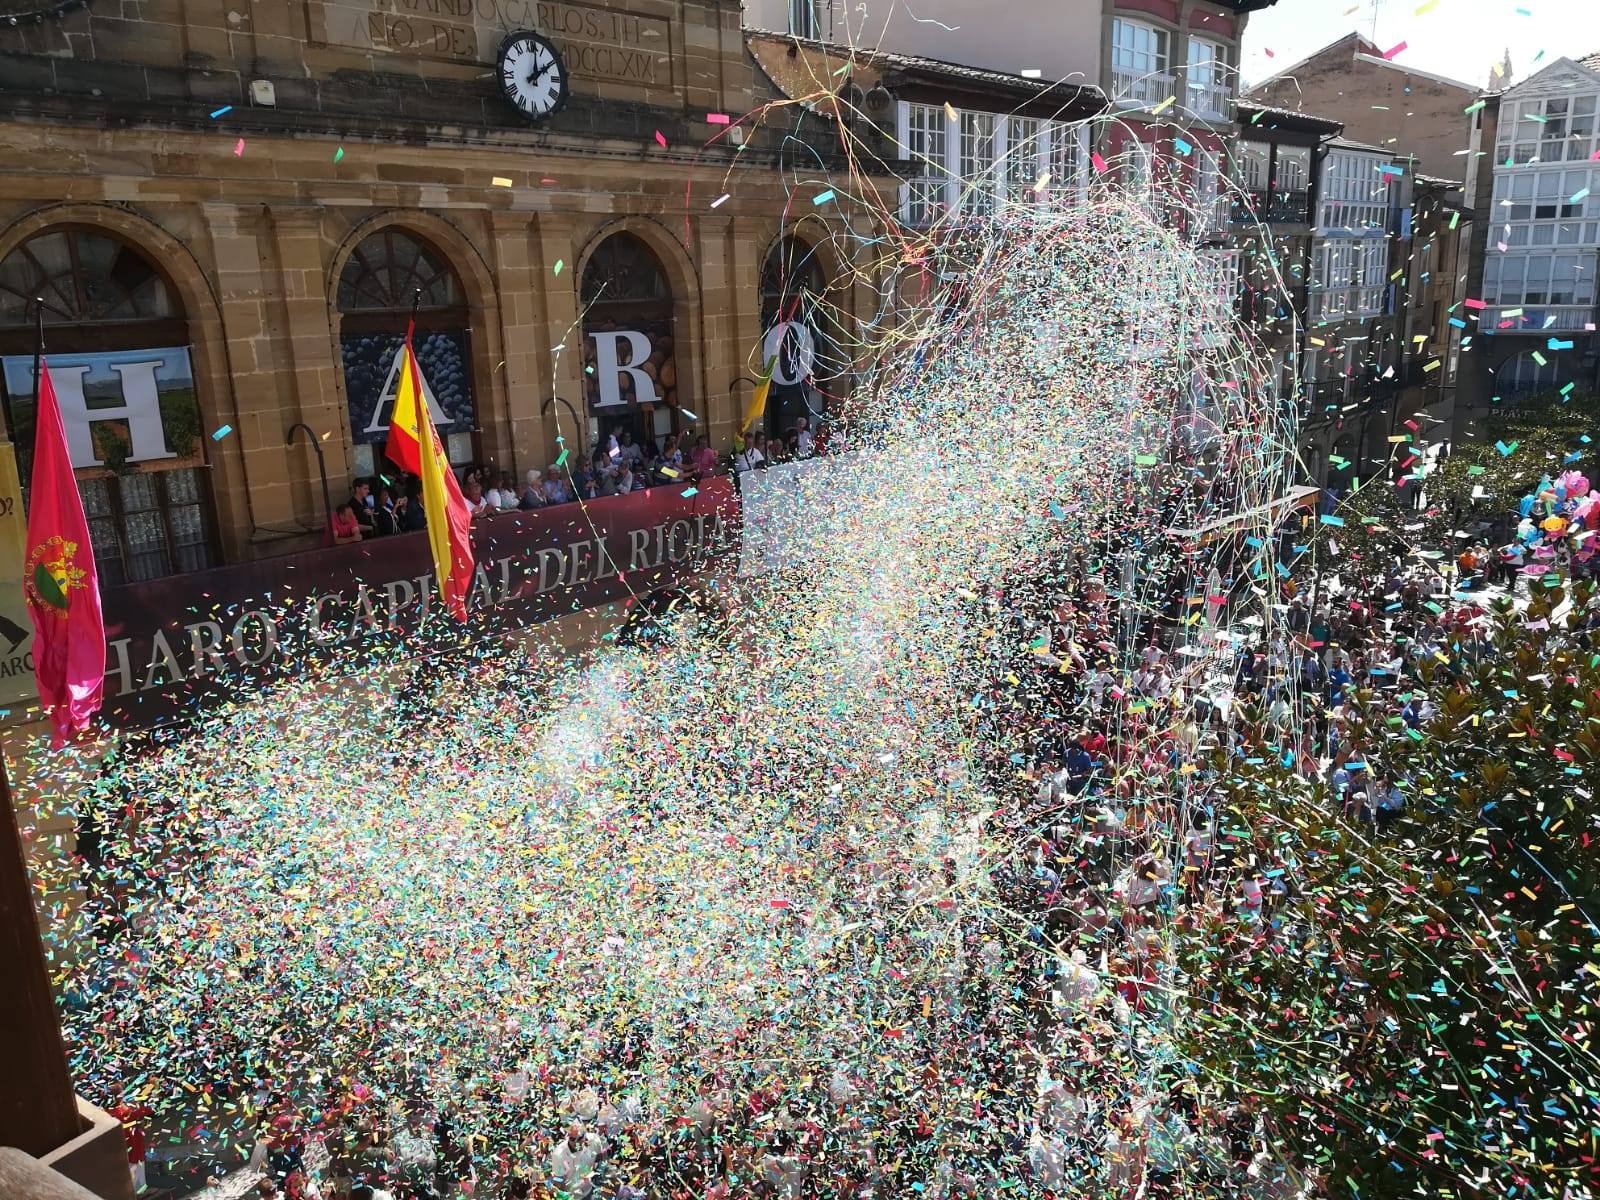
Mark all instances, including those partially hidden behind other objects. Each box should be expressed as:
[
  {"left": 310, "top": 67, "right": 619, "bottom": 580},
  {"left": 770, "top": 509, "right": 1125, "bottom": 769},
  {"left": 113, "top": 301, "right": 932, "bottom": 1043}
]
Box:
[{"left": 1176, "top": 577, "right": 1600, "bottom": 1198}]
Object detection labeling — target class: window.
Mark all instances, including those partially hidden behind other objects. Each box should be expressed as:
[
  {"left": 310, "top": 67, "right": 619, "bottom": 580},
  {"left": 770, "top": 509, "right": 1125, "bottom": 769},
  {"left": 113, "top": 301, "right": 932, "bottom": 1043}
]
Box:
[
  {"left": 760, "top": 237, "right": 833, "bottom": 437},
  {"left": 0, "top": 228, "right": 216, "bottom": 586},
  {"left": 1197, "top": 248, "right": 1240, "bottom": 321},
  {"left": 959, "top": 110, "right": 998, "bottom": 216},
  {"left": 1121, "top": 137, "right": 1156, "bottom": 202},
  {"left": 903, "top": 103, "right": 950, "bottom": 225},
  {"left": 1111, "top": 19, "right": 1170, "bottom": 104},
  {"left": 787, "top": 0, "right": 819, "bottom": 39},
  {"left": 1186, "top": 37, "right": 1230, "bottom": 119},
  {"left": 1316, "top": 150, "right": 1392, "bottom": 231},
  {"left": 1005, "top": 116, "right": 1042, "bottom": 206},
  {"left": 1277, "top": 145, "right": 1311, "bottom": 195},
  {"left": 1310, "top": 236, "right": 1388, "bottom": 320},
  {"left": 1482, "top": 251, "right": 1595, "bottom": 323},
  {"left": 1495, "top": 350, "right": 1563, "bottom": 401},
  {"left": 1045, "top": 122, "right": 1086, "bottom": 206},
  {"left": 337, "top": 227, "right": 476, "bottom": 474},
  {"left": 1498, "top": 94, "right": 1600, "bottom": 164},
  {"left": 1194, "top": 147, "right": 1228, "bottom": 236},
  {"left": 1237, "top": 140, "right": 1270, "bottom": 193},
  {"left": 581, "top": 234, "right": 681, "bottom": 445}
]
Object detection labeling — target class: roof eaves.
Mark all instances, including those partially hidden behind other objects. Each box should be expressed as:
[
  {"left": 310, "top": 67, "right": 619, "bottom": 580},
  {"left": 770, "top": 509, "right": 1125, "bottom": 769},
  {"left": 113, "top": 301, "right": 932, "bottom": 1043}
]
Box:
[{"left": 1350, "top": 53, "right": 1477, "bottom": 92}]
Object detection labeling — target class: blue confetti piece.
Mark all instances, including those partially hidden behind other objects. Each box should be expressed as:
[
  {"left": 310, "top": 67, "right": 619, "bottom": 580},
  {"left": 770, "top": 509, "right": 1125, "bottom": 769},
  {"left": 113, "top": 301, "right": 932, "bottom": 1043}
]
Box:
[
  {"left": 681, "top": 487, "right": 698, "bottom": 498},
  {"left": 1548, "top": 338, "right": 1574, "bottom": 351},
  {"left": 210, "top": 105, "right": 233, "bottom": 118},
  {"left": 812, "top": 189, "right": 836, "bottom": 205},
  {"left": 212, "top": 424, "right": 234, "bottom": 441},
  {"left": 1319, "top": 514, "right": 1345, "bottom": 526},
  {"left": 1173, "top": 137, "right": 1193, "bottom": 155}
]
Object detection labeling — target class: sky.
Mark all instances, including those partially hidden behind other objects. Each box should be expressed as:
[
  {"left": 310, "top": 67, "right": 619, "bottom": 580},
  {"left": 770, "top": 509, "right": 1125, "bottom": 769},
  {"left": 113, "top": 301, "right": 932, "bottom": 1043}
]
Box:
[{"left": 1241, "top": 0, "right": 1600, "bottom": 89}]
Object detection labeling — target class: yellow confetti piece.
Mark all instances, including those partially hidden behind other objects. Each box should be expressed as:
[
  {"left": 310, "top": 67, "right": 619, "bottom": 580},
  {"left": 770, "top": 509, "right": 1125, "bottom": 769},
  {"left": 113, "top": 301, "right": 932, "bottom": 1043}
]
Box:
[
  {"left": 1151, "top": 96, "right": 1176, "bottom": 114},
  {"left": 944, "top": 101, "right": 958, "bottom": 121},
  {"left": 492, "top": 176, "right": 514, "bottom": 187}
]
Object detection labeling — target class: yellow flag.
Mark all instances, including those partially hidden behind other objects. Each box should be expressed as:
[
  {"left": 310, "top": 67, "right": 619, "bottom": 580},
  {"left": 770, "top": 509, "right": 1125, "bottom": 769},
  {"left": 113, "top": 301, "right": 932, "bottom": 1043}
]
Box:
[{"left": 740, "top": 355, "right": 777, "bottom": 437}]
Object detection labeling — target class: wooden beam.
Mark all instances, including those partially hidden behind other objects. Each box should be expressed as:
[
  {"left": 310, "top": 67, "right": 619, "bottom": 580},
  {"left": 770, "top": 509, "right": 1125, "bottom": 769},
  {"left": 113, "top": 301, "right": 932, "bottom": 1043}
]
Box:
[{"left": 0, "top": 756, "right": 83, "bottom": 1155}]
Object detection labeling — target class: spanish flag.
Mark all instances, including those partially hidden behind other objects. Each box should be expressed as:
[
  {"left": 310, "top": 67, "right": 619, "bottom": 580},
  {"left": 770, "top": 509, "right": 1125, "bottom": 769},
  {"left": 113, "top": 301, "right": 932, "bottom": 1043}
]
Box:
[{"left": 385, "top": 326, "right": 474, "bottom": 621}]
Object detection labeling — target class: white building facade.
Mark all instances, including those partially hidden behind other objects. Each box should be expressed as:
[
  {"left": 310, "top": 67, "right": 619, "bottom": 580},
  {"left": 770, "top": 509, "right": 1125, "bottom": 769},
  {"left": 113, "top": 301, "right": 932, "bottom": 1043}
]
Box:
[{"left": 1478, "top": 56, "right": 1600, "bottom": 400}]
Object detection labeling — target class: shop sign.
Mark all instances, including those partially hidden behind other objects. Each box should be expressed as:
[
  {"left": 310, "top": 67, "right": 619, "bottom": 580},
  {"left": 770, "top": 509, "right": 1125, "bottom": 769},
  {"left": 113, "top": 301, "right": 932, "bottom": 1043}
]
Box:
[{"left": 85, "top": 478, "right": 737, "bottom": 729}]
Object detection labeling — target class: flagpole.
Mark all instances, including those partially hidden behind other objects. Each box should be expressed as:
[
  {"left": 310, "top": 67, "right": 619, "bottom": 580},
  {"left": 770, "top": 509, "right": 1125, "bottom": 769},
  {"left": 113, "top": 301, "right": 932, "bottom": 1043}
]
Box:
[{"left": 1, "top": 301, "right": 84, "bottom": 1157}]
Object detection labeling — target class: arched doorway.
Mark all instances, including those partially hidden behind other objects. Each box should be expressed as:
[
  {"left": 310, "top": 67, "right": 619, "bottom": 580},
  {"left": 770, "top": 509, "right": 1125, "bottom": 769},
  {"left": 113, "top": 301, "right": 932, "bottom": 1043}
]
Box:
[
  {"left": 336, "top": 226, "right": 477, "bottom": 478},
  {"left": 759, "top": 236, "right": 834, "bottom": 440},
  {"left": 0, "top": 227, "right": 216, "bottom": 586},
  {"left": 580, "top": 233, "right": 679, "bottom": 451}
]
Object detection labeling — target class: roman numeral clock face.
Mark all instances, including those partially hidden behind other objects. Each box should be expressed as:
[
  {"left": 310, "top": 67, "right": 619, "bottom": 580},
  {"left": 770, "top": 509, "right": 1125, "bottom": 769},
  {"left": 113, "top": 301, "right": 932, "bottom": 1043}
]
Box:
[{"left": 498, "top": 32, "right": 569, "bottom": 122}]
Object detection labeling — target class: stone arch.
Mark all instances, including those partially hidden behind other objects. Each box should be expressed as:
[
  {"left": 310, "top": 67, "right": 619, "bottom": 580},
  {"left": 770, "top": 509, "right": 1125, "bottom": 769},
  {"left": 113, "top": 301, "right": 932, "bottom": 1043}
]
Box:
[
  {"left": 0, "top": 202, "right": 251, "bottom": 559},
  {"left": 755, "top": 222, "right": 853, "bottom": 435},
  {"left": 326, "top": 210, "right": 510, "bottom": 472},
  {"left": 574, "top": 216, "right": 705, "bottom": 444}
]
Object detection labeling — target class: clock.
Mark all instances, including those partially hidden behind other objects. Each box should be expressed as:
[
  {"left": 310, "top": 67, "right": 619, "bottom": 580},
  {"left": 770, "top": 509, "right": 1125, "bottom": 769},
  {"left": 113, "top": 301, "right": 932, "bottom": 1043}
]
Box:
[
  {"left": 498, "top": 31, "right": 569, "bottom": 122},
  {"left": 0, "top": 0, "right": 91, "bottom": 22}
]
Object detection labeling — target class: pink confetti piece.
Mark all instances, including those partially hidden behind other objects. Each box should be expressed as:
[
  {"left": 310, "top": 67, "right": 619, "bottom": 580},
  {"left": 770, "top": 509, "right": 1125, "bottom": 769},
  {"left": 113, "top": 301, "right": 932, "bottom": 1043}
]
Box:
[
  {"left": 1091, "top": 152, "right": 1108, "bottom": 174},
  {"left": 1264, "top": 48, "right": 1275, "bottom": 57},
  {"left": 233, "top": 138, "right": 245, "bottom": 156},
  {"left": 654, "top": 130, "right": 668, "bottom": 148},
  {"left": 1382, "top": 41, "right": 1408, "bottom": 60},
  {"left": 706, "top": 113, "right": 731, "bottom": 125},
  {"left": 1464, "top": 298, "right": 1486, "bottom": 310}
]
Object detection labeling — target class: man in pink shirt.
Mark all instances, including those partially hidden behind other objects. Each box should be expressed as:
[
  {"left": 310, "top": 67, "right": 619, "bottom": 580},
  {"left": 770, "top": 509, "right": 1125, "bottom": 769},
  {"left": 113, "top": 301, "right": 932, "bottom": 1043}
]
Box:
[{"left": 690, "top": 434, "right": 718, "bottom": 479}]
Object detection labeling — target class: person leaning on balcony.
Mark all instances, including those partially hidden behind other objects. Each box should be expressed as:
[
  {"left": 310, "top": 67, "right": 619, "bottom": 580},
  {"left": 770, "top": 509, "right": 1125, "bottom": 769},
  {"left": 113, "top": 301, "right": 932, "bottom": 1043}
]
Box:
[
  {"left": 519, "top": 469, "right": 547, "bottom": 510},
  {"left": 398, "top": 479, "right": 427, "bottom": 532},
  {"left": 350, "top": 478, "right": 377, "bottom": 537},
  {"left": 734, "top": 432, "right": 764, "bottom": 473},
  {"left": 372, "top": 485, "right": 398, "bottom": 537},
  {"left": 330, "top": 501, "right": 365, "bottom": 545},
  {"left": 463, "top": 479, "right": 490, "bottom": 518},
  {"left": 543, "top": 466, "right": 572, "bottom": 506},
  {"left": 691, "top": 434, "right": 717, "bottom": 479}
]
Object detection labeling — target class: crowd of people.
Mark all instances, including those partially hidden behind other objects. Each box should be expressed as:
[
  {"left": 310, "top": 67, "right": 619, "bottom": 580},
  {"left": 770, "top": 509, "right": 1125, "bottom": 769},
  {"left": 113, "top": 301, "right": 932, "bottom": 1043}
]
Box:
[
  {"left": 326, "top": 417, "right": 840, "bottom": 546},
  {"left": 218, "top": 482, "right": 1532, "bottom": 1200}
]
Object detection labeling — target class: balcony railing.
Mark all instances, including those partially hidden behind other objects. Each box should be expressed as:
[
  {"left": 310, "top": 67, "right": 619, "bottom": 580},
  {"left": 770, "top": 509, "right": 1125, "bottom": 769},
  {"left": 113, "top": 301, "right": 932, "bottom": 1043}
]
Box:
[
  {"left": 1112, "top": 68, "right": 1177, "bottom": 106},
  {"left": 1187, "top": 81, "right": 1232, "bottom": 121},
  {"left": 1233, "top": 188, "right": 1312, "bottom": 226},
  {"left": 1479, "top": 305, "right": 1595, "bottom": 334}
]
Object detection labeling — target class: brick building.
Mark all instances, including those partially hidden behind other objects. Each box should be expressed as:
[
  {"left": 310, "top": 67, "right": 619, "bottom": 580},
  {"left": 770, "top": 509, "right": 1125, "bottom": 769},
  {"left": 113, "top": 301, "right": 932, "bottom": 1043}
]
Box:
[{"left": 1249, "top": 32, "right": 1477, "bottom": 183}]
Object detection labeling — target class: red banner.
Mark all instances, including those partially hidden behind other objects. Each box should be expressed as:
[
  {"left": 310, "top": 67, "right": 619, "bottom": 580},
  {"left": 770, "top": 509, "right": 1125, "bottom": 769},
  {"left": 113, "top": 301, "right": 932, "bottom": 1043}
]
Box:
[{"left": 94, "top": 478, "right": 738, "bottom": 727}]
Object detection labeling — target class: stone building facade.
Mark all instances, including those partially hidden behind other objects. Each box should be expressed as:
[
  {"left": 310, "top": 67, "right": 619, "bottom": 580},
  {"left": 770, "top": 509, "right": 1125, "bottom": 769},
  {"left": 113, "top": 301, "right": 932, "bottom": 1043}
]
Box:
[{"left": 0, "top": 0, "right": 884, "bottom": 585}]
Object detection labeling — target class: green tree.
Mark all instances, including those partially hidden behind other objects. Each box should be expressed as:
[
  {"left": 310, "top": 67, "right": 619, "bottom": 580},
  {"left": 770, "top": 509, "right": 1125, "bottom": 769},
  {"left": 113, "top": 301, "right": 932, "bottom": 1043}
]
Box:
[{"left": 1177, "top": 577, "right": 1600, "bottom": 1197}]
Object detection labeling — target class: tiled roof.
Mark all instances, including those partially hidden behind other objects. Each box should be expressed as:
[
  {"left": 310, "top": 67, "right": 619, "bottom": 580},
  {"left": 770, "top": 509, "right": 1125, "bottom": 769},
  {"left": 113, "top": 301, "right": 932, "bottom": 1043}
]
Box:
[
  {"left": 1581, "top": 51, "right": 1600, "bottom": 73},
  {"left": 745, "top": 29, "right": 1104, "bottom": 103},
  {"left": 1326, "top": 135, "right": 1394, "bottom": 156},
  {"left": 1235, "top": 100, "right": 1344, "bottom": 134}
]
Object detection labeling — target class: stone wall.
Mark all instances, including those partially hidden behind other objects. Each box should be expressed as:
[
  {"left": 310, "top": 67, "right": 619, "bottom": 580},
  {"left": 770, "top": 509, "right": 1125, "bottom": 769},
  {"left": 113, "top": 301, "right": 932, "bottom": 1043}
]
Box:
[{"left": 0, "top": 0, "right": 890, "bottom": 565}]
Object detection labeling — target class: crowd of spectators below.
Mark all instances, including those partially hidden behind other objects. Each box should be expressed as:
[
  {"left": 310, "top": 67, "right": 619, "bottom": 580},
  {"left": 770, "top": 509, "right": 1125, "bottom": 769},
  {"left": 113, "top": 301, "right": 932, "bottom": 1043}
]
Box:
[{"left": 329, "top": 417, "right": 839, "bottom": 545}]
